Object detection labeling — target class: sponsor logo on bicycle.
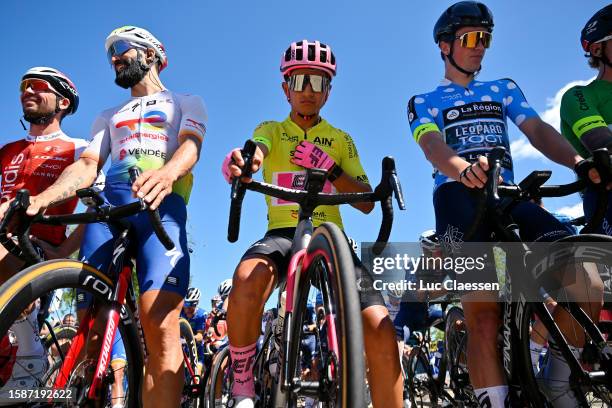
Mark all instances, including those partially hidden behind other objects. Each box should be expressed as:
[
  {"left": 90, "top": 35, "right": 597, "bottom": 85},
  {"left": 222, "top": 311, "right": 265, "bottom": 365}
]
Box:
[
  {"left": 82, "top": 275, "right": 112, "bottom": 300},
  {"left": 96, "top": 317, "right": 117, "bottom": 378}
]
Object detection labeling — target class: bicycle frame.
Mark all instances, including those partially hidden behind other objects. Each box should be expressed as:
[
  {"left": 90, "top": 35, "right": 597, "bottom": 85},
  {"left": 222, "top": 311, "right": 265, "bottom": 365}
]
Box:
[
  {"left": 51, "top": 228, "right": 143, "bottom": 402},
  {"left": 272, "top": 214, "right": 344, "bottom": 404}
]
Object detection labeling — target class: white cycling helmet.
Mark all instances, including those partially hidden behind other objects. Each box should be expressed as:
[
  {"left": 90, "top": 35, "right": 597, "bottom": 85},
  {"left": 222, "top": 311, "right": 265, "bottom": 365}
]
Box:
[
  {"left": 184, "top": 287, "right": 201, "bottom": 306},
  {"left": 105, "top": 26, "right": 168, "bottom": 72},
  {"left": 217, "top": 279, "right": 233, "bottom": 299},
  {"left": 22, "top": 67, "right": 79, "bottom": 115},
  {"left": 419, "top": 229, "right": 440, "bottom": 252}
]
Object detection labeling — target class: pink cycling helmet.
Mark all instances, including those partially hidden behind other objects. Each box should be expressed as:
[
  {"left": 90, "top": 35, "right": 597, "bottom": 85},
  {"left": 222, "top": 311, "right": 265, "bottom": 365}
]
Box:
[{"left": 280, "top": 40, "right": 336, "bottom": 78}]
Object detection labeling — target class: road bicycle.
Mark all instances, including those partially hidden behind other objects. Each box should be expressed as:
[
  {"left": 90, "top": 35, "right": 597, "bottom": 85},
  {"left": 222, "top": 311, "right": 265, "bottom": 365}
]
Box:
[{"left": 224, "top": 140, "right": 405, "bottom": 407}]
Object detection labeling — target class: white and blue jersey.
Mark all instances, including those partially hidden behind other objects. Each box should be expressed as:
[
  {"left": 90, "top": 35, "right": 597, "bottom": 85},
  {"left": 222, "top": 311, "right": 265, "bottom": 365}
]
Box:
[{"left": 408, "top": 78, "right": 539, "bottom": 191}]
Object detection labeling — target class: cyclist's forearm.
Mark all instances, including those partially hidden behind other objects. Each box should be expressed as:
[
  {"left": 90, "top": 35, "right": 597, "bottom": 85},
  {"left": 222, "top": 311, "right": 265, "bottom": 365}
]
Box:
[
  {"left": 161, "top": 136, "right": 201, "bottom": 182},
  {"left": 58, "top": 224, "right": 86, "bottom": 258},
  {"left": 419, "top": 133, "right": 469, "bottom": 180},
  {"left": 521, "top": 118, "right": 582, "bottom": 168},
  {"left": 37, "top": 158, "right": 99, "bottom": 206},
  {"left": 332, "top": 171, "right": 374, "bottom": 213}
]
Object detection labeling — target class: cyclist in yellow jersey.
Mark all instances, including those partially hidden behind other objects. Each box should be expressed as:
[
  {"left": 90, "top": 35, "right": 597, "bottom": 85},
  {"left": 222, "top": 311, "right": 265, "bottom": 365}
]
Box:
[{"left": 222, "top": 40, "right": 402, "bottom": 408}]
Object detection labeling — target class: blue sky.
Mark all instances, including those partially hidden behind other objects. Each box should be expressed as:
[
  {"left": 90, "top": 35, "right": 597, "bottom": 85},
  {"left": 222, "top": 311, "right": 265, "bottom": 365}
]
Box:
[{"left": 2, "top": 0, "right": 607, "bottom": 308}]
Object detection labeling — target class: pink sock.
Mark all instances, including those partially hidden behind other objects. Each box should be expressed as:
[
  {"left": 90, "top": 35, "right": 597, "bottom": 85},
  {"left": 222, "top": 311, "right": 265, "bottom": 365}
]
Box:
[{"left": 229, "top": 342, "right": 257, "bottom": 398}]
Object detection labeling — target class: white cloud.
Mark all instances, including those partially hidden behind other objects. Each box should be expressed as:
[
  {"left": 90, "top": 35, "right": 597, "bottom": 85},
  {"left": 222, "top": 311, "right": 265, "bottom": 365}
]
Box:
[
  {"left": 554, "top": 202, "right": 584, "bottom": 219},
  {"left": 510, "top": 137, "right": 544, "bottom": 160},
  {"left": 512, "top": 77, "right": 595, "bottom": 162},
  {"left": 540, "top": 77, "right": 595, "bottom": 132}
]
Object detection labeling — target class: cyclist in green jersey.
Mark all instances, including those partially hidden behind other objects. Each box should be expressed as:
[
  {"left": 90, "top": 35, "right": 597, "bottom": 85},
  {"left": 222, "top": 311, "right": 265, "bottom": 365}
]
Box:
[
  {"left": 222, "top": 40, "right": 402, "bottom": 408},
  {"left": 560, "top": 4, "right": 612, "bottom": 235}
]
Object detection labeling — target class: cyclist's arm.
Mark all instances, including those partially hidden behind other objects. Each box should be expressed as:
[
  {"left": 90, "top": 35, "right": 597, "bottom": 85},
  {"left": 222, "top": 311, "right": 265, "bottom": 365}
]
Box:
[
  {"left": 335, "top": 133, "right": 373, "bottom": 214},
  {"left": 519, "top": 117, "right": 583, "bottom": 168},
  {"left": 560, "top": 86, "right": 612, "bottom": 153},
  {"left": 418, "top": 131, "right": 470, "bottom": 181},
  {"left": 581, "top": 127, "right": 612, "bottom": 152},
  {"left": 132, "top": 96, "right": 207, "bottom": 209},
  {"left": 31, "top": 224, "right": 86, "bottom": 259},
  {"left": 26, "top": 156, "right": 101, "bottom": 216}
]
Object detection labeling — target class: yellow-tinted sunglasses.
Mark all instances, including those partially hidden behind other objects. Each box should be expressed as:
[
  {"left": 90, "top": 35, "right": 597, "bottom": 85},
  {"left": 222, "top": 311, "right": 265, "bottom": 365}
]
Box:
[{"left": 456, "top": 31, "right": 492, "bottom": 49}]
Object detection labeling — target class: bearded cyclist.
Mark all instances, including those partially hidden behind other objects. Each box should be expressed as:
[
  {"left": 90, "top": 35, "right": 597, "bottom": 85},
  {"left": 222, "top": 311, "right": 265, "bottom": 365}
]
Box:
[
  {"left": 560, "top": 4, "right": 612, "bottom": 234},
  {"left": 0, "top": 26, "right": 208, "bottom": 407},
  {"left": 408, "top": 2, "right": 604, "bottom": 406},
  {"left": 223, "top": 40, "right": 403, "bottom": 408},
  {"left": 0, "top": 67, "right": 99, "bottom": 394}
]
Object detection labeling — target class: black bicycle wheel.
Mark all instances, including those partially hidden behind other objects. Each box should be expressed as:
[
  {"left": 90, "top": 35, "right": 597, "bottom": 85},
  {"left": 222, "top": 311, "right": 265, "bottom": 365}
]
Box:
[
  {"left": 180, "top": 317, "right": 201, "bottom": 408},
  {"left": 0, "top": 259, "right": 143, "bottom": 408},
  {"left": 406, "top": 346, "right": 437, "bottom": 408},
  {"left": 518, "top": 301, "right": 612, "bottom": 407},
  {"left": 287, "top": 222, "right": 366, "bottom": 408},
  {"left": 515, "top": 234, "right": 612, "bottom": 407},
  {"left": 207, "top": 346, "right": 231, "bottom": 408},
  {"left": 445, "top": 306, "right": 478, "bottom": 406}
]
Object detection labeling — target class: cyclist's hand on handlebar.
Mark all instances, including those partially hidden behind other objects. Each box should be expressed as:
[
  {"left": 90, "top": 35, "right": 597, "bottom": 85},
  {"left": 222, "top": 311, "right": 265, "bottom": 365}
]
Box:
[
  {"left": 458, "top": 156, "right": 489, "bottom": 189},
  {"left": 586, "top": 167, "right": 612, "bottom": 190},
  {"left": 25, "top": 196, "right": 49, "bottom": 217},
  {"left": 131, "top": 168, "right": 175, "bottom": 210},
  {"left": 223, "top": 145, "right": 263, "bottom": 183}
]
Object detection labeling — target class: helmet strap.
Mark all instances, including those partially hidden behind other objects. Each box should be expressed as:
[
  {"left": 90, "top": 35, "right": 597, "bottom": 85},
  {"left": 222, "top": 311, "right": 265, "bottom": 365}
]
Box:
[{"left": 448, "top": 41, "right": 481, "bottom": 77}]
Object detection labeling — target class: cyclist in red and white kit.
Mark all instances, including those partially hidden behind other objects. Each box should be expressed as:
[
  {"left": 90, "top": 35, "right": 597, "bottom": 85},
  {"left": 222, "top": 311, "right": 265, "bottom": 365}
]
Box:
[{"left": 0, "top": 67, "right": 95, "bottom": 394}]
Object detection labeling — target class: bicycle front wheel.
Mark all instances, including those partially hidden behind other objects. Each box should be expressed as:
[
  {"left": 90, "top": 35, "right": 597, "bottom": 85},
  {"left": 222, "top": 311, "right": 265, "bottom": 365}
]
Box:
[
  {"left": 206, "top": 346, "right": 231, "bottom": 408},
  {"left": 287, "top": 222, "right": 366, "bottom": 408},
  {"left": 0, "top": 260, "right": 143, "bottom": 408},
  {"left": 444, "top": 306, "right": 477, "bottom": 406}
]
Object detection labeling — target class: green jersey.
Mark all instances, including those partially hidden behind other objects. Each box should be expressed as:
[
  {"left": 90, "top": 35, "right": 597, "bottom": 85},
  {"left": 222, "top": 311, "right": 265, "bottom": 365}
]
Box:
[{"left": 560, "top": 79, "right": 612, "bottom": 158}]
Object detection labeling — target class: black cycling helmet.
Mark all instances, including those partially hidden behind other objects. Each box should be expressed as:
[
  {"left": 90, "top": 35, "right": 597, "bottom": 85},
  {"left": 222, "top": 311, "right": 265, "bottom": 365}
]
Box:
[
  {"left": 434, "top": 1, "right": 494, "bottom": 44},
  {"left": 581, "top": 4, "right": 612, "bottom": 52}
]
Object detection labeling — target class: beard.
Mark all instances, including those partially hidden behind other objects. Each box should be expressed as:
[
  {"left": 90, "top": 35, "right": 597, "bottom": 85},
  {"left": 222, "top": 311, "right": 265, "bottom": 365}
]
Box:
[
  {"left": 23, "top": 106, "right": 57, "bottom": 125},
  {"left": 114, "top": 56, "right": 148, "bottom": 89}
]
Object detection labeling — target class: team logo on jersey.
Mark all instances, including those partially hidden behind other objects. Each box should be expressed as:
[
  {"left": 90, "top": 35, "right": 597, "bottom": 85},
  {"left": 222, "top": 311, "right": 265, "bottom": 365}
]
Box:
[
  {"left": 185, "top": 119, "right": 206, "bottom": 135},
  {"left": 115, "top": 110, "right": 167, "bottom": 131},
  {"left": 446, "top": 109, "right": 460, "bottom": 120}
]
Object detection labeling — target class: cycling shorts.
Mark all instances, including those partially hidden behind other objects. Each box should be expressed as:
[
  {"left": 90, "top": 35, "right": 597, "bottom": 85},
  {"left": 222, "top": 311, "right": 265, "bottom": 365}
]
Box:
[
  {"left": 434, "top": 182, "right": 575, "bottom": 289},
  {"left": 78, "top": 183, "right": 190, "bottom": 309},
  {"left": 241, "top": 228, "right": 385, "bottom": 311},
  {"left": 393, "top": 303, "right": 444, "bottom": 340},
  {"left": 583, "top": 187, "right": 612, "bottom": 236}
]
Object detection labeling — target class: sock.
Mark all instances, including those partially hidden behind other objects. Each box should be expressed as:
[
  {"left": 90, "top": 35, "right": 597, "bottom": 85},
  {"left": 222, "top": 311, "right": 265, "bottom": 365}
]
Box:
[
  {"left": 529, "top": 339, "right": 543, "bottom": 373},
  {"left": 475, "top": 385, "right": 508, "bottom": 408},
  {"left": 229, "top": 343, "right": 257, "bottom": 398}
]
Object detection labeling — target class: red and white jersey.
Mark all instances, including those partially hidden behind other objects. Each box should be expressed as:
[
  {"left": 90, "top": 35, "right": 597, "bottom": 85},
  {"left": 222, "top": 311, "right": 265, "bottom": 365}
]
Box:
[{"left": 0, "top": 131, "right": 89, "bottom": 245}]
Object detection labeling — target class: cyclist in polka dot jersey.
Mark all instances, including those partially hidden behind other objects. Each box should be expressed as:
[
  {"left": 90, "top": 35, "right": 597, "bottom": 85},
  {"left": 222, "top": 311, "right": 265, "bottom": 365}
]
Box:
[
  {"left": 409, "top": 77, "right": 537, "bottom": 190},
  {"left": 407, "top": 2, "right": 603, "bottom": 407}
]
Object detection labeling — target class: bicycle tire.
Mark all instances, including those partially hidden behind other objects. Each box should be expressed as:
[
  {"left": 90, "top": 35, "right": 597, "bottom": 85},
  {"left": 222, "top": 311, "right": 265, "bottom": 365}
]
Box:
[
  {"left": 406, "top": 346, "right": 437, "bottom": 408},
  {"left": 180, "top": 317, "right": 201, "bottom": 408},
  {"left": 0, "top": 259, "right": 143, "bottom": 408},
  {"left": 444, "top": 306, "right": 478, "bottom": 406},
  {"left": 286, "top": 222, "right": 366, "bottom": 408},
  {"left": 207, "top": 345, "right": 231, "bottom": 408},
  {"left": 41, "top": 324, "right": 78, "bottom": 350}
]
